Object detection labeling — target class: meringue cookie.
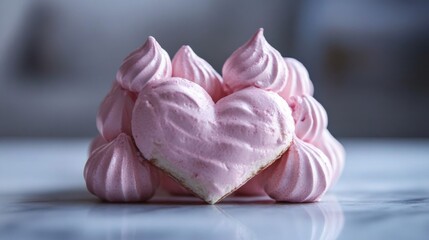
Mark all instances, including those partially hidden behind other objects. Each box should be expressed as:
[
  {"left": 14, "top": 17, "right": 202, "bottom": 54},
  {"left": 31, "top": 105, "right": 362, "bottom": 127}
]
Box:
[
  {"left": 278, "top": 58, "right": 314, "bottom": 99},
  {"left": 289, "top": 95, "right": 328, "bottom": 143},
  {"left": 222, "top": 28, "right": 288, "bottom": 93},
  {"left": 84, "top": 133, "right": 159, "bottom": 202},
  {"left": 172, "top": 45, "right": 225, "bottom": 101},
  {"left": 88, "top": 135, "right": 108, "bottom": 155},
  {"left": 265, "top": 137, "right": 332, "bottom": 202},
  {"left": 116, "top": 36, "right": 172, "bottom": 92},
  {"left": 132, "top": 77, "right": 294, "bottom": 204},
  {"left": 96, "top": 82, "right": 136, "bottom": 141},
  {"left": 313, "top": 130, "right": 345, "bottom": 185}
]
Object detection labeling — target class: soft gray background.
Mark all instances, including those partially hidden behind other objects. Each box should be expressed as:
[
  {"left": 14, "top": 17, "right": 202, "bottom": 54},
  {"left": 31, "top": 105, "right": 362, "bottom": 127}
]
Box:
[{"left": 1, "top": 0, "right": 428, "bottom": 138}]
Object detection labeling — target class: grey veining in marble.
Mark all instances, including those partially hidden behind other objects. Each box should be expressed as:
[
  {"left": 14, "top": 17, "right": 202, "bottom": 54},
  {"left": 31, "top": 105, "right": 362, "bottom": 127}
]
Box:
[{"left": 0, "top": 139, "right": 428, "bottom": 240}]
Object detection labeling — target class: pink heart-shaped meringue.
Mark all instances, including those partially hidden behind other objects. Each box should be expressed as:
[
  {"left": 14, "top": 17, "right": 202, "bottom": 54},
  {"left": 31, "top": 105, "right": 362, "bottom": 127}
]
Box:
[{"left": 132, "top": 77, "right": 295, "bottom": 203}]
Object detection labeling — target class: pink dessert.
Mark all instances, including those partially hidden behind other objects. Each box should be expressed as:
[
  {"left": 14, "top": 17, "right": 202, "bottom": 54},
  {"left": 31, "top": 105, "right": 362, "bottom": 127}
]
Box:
[
  {"left": 83, "top": 28, "right": 345, "bottom": 204},
  {"left": 290, "top": 95, "right": 328, "bottom": 143},
  {"left": 116, "top": 36, "right": 172, "bottom": 93},
  {"left": 278, "top": 58, "right": 314, "bottom": 99},
  {"left": 96, "top": 82, "right": 136, "bottom": 141},
  {"left": 222, "top": 28, "right": 288, "bottom": 94},
  {"left": 313, "top": 130, "right": 345, "bottom": 185},
  {"left": 172, "top": 45, "right": 225, "bottom": 101},
  {"left": 264, "top": 137, "right": 332, "bottom": 202},
  {"left": 132, "top": 78, "right": 294, "bottom": 203},
  {"left": 84, "top": 133, "right": 159, "bottom": 202}
]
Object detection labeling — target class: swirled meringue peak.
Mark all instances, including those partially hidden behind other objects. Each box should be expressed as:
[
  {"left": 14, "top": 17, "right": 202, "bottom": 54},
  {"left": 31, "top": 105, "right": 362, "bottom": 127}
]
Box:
[
  {"left": 279, "top": 58, "right": 314, "bottom": 99},
  {"left": 96, "top": 82, "right": 136, "bottom": 141},
  {"left": 313, "top": 130, "right": 345, "bottom": 185},
  {"left": 172, "top": 45, "right": 225, "bottom": 101},
  {"left": 265, "top": 137, "right": 333, "bottom": 202},
  {"left": 84, "top": 133, "right": 159, "bottom": 202},
  {"left": 289, "top": 95, "right": 328, "bottom": 143},
  {"left": 116, "top": 36, "right": 172, "bottom": 92},
  {"left": 222, "top": 28, "right": 288, "bottom": 93}
]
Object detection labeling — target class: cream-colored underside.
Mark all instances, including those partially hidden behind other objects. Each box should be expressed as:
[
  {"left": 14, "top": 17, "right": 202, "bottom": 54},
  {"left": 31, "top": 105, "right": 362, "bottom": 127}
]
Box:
[{"left": 149, "top": 135, "right": 293, "bottom": 204}]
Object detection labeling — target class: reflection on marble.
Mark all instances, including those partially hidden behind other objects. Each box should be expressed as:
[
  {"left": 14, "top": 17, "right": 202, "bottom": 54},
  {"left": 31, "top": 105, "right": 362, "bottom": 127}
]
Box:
[
  {"left": 0, "top": 190, "right": 343, "bottom": 240},
  {"left": 0, "top": 139, "right": 428, "bottom": 239}
]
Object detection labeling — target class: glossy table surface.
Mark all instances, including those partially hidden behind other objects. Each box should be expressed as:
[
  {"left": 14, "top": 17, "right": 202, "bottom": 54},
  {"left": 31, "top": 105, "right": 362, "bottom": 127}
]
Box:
[{"left": 0, "top": 139, "right": 428, "bottom": 240}]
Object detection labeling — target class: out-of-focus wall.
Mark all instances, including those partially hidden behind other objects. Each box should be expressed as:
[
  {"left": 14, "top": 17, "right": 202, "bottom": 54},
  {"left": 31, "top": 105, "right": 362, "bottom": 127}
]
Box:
[
  {"left": 296, "top": 1, "right": 429, "bottom": 137},
  {"left": 0, "top": 0, "right": 428, "bottom": 137}
]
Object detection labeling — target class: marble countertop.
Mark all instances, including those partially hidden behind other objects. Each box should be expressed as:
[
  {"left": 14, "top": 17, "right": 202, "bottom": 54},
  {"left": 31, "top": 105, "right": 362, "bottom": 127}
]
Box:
[{"left": 0, "top": 139, "right": 428, "bottom": 240}]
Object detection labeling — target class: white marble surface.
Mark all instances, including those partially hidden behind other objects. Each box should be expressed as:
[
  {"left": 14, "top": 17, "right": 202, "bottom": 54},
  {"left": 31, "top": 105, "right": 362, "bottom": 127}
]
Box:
[{"left": 0, "top": 139, "right": 428, "bottom": 240}]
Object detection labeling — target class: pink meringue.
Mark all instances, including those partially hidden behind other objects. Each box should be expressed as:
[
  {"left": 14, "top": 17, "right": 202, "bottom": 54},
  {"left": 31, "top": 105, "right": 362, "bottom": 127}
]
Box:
[
  {"left": 116, "top": 36, "right": 172, "bottom": 93},
  {"left": 88, "top": 135, "right": 108, "bottom": 155},
  {"left": 289, "top": 95, "right": 328, "bottom": 143},
  {"left": 96, "top": 82, "right": 136, "bottom": 141},
  {"left": 265, "top": 137, "right": 333, "bottom": 202},
  {"left": 84, "top": 133, "right": 159, "bottom": 202},
  {"left": 172, "top": 45, "right": 225, "bottom": 101},
  {"left": 132, "top": 77, "right": 294, "bottom": 204},
  {"left": 84, "top": 29, "right": 345, "bottom": 204},
  {"left": 222, "top": 28, "right": 288, "bottom": 93},
  {"left": 313, "top": 130, "right": 345, "bottom": 185},
  {"left": 278, "top": 58, "right": 314, "bottom": 99}
]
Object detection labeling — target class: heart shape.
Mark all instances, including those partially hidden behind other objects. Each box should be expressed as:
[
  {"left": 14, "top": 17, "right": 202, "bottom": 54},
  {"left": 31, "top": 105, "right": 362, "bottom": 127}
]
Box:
[{"left": 132, "top": 77, "right": 295, "bottom": 203}]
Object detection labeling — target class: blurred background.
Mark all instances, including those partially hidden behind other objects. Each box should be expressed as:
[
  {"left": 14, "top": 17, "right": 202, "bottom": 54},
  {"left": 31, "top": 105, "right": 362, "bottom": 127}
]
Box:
[{"left": 0, "top": 0, "right": 428, "bottom": 138}]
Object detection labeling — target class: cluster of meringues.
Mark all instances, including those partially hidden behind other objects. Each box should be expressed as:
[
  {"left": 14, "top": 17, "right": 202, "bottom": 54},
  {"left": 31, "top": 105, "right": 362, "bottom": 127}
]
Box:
[{"left": 84, "top": 28, "right": 345, "bottom": 204}]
